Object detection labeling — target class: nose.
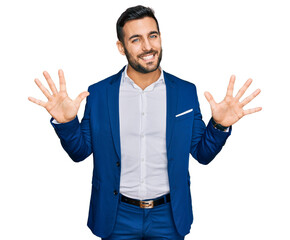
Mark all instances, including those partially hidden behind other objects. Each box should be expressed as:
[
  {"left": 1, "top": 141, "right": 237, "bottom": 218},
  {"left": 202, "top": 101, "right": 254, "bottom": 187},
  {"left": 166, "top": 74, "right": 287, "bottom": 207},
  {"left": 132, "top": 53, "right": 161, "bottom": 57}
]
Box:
[{"left": 142, "top": 38, "right": 152, "bottom": 51}]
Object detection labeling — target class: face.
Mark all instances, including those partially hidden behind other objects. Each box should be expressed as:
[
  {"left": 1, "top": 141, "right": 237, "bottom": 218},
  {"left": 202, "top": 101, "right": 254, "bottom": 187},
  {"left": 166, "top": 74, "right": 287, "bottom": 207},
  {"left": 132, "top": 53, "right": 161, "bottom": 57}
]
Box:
[{"left": 117, "top": 17, "right": 162, "bottom": 74}]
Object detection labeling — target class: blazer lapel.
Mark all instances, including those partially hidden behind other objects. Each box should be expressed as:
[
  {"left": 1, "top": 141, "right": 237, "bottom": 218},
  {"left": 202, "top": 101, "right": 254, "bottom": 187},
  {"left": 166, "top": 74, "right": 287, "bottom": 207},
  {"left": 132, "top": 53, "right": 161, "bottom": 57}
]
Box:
[
  {"left": 164, "top": 71, "right": 178, "bottom": 152},
  {"left": 107, "top": 67, "right": 124, "bottom": 161}
]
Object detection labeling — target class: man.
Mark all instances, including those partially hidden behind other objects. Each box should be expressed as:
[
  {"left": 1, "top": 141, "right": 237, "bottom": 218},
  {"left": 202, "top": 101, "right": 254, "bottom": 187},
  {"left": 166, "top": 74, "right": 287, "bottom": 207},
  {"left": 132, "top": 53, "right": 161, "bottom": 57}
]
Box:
[{"left": 28, "top": 5, "right": 262, "bottom": 240}]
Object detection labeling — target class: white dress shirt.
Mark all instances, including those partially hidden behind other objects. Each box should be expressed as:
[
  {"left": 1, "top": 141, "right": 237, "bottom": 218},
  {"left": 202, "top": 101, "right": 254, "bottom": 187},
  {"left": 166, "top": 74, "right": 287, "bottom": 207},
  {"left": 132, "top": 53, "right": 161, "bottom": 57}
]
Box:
[{"left": 119, "top": 65, "right": 170, "bottom": 200}]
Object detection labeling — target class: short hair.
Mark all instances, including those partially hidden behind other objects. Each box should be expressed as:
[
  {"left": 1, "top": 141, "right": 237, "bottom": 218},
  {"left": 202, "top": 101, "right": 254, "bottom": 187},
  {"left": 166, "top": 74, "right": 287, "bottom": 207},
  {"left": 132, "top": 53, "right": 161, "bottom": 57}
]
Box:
[{"left": 116, "top": 5, "right": 160, "bottom": 44}]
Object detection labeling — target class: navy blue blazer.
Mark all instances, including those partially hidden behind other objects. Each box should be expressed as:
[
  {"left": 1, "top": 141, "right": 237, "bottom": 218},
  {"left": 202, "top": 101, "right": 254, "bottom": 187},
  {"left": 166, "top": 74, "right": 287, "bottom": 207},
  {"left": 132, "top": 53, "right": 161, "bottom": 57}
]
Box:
[{"left": 51, "top": 67, "right": 231, "bottom": 238}]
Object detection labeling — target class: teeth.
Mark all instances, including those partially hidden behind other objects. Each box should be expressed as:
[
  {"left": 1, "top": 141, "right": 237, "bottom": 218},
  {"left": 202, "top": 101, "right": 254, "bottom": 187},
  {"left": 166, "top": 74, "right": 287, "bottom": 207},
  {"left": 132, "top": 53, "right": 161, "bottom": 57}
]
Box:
[{"left": 142, "top": 55, "right": 154, "bottom": 60}]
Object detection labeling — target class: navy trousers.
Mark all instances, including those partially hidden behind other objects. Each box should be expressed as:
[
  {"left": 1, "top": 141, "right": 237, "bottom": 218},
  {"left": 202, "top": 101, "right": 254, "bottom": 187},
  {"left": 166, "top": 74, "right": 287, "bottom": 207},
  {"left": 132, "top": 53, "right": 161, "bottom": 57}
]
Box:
[{"left": 102, "top": 194, "right": 185, "bottom": 240}]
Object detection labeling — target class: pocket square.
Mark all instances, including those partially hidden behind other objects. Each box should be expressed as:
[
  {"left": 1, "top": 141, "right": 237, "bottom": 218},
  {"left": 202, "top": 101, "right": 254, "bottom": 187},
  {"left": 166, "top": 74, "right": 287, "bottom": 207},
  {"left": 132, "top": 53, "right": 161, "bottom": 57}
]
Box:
[{"left": 175, "top": 108, "right": 193, "bottom": 117}]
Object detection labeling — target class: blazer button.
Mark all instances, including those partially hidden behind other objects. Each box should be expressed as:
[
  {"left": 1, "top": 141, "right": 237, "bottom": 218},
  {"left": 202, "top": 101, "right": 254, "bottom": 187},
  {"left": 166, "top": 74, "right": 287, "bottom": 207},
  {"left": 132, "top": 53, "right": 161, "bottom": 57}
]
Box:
[
  {"left": 116, "top": 161, "right": 120, "bottom": 167},
  {"left": 113, "top": 190, "right": 118, "bottom": 196}
]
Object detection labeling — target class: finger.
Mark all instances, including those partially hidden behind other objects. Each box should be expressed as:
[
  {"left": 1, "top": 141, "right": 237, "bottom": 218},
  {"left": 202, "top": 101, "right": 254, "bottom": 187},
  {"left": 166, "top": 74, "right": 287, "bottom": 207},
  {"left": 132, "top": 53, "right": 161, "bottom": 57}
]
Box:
[
  {"left": 43, "top": 71, "right": 58, "bottom": 95},
  {"left": 28, "top": 96, "right": 46, "bottom": 107},
  {"left": 34, "top": 78, "right": 52, "bottom": 100},
  {"left": 74, "top": 91, "right": 90, "bottom": 106},
  {"left": 244, "top": 107, "right": 262, "bottom": 116},
  {"left": 58, "top": 69, "right": 67, "bottom": 92},
  {"left": 204, "top": 91, "right": 217, "bottom": 108},
  {"left": 226, "top": 75, "right": 236, "bottom": 97},
  {"left": 235, "top": 78, "right": 253, "bottom": 100},
  {"left": 241, "top": 88, "right": 261, "bottom": 107}
]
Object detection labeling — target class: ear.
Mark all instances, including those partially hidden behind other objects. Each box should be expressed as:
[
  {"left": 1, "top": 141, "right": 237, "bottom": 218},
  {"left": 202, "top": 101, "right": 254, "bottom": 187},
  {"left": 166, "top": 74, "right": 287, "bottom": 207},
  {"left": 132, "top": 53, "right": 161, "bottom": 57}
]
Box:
[{"left": 116, "top": 41, "right": 125, "bottom": 55}]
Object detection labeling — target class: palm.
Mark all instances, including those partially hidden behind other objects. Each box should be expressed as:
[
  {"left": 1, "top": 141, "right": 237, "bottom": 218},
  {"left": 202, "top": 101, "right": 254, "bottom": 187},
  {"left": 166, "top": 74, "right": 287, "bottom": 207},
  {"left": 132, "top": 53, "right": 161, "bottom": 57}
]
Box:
[
  {"left": 28, "top": 69, "right": 89, "bottom": 123},
  {"left": 205, "top": 75, "right": 262, "bottom": 127},
  {"left": 45, "top": 92, "right": 78, "bottom": 123}
]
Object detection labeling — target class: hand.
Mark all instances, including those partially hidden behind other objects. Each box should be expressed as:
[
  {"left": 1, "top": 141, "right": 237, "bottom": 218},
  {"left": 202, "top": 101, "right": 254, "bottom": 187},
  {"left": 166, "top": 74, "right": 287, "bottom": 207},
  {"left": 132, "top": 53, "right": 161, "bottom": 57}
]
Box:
[
  {"left": 28, "top": 69, "right": 89, "bottom": 123},
  {"left": 204, "top": 75, "right": 262, "bottom": 127}
]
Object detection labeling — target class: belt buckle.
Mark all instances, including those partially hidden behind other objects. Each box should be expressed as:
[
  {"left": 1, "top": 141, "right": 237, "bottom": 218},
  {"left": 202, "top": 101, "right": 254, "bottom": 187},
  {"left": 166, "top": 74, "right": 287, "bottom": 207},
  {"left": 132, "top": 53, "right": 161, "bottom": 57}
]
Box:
[{"left": 140, "top": 200, "right": 154, "bottom": 209}]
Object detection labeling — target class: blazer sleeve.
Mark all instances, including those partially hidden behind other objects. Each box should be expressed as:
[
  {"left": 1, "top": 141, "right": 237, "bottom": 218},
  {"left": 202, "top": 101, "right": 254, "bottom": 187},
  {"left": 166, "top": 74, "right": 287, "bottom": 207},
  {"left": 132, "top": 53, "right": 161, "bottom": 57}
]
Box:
[
  {"left": 190, "top": 85, "right": 232, "bottom": 165},
  {"left": 50, "top": 86, "right": 93, "bottom": 162}
]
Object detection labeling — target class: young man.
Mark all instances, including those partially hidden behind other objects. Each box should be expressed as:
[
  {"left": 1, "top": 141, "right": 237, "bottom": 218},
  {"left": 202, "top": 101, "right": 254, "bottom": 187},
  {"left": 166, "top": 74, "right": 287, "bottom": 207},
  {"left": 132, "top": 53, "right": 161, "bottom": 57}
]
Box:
[{"left": 28, "top": 5, "right": 261, "bottom": 240}]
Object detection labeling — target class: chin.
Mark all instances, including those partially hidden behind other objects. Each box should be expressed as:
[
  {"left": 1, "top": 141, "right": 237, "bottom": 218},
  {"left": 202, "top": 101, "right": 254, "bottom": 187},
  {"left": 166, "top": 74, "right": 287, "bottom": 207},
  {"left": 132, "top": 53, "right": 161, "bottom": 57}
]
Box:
[{"left": 142, "top": 65, "right": 160, "bottom": 74}]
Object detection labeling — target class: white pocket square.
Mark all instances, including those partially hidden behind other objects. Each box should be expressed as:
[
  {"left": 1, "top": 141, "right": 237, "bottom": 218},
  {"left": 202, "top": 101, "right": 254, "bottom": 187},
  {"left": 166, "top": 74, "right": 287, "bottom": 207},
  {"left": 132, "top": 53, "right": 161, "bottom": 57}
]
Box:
[{"left": 175, "top": 108, "right": 193, "bottom": 117}]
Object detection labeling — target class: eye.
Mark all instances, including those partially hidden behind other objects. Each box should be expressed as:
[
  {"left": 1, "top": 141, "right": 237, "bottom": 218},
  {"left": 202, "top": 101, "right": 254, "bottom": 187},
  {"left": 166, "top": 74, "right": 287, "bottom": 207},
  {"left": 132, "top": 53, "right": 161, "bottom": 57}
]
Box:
[
  {"left": 149, "top": 34, "right": 158, "bottom": 39},
  {"left": 132, "top": 38, "right": 139, "bottom": 43}
]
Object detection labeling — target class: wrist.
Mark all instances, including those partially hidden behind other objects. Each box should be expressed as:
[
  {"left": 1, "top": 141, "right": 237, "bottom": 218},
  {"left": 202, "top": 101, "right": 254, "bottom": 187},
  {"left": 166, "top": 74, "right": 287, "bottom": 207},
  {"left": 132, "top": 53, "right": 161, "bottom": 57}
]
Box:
[
  {"left": 52, "top": 116, "right": 77, "bottom": 124},
  {"left": 211, "top": 117, "right": 229, "bottom": 131}
]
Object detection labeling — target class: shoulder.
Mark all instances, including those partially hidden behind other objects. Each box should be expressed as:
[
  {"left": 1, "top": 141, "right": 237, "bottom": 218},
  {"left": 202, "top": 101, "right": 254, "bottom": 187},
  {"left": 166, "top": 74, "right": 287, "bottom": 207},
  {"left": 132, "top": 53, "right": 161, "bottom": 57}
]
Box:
[
  {"left": 163, "top": 71, "right": 197, "bottom": 91},
  {"left": 88, "top": 67, "right": 125, "bottom": 93},
  {"left": 88, "top": 75, "right": 113, "bottom": 92}
]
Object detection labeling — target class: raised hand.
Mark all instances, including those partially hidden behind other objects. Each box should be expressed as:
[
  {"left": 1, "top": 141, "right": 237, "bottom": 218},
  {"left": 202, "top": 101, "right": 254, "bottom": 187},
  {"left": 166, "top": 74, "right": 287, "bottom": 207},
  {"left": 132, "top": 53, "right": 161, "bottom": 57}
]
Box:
[
  {"left": 204, "top": 75, "right": 262, "bottom": 127},
  {"left": 28, "top": 69, "right": 89, "bottom": 123}
]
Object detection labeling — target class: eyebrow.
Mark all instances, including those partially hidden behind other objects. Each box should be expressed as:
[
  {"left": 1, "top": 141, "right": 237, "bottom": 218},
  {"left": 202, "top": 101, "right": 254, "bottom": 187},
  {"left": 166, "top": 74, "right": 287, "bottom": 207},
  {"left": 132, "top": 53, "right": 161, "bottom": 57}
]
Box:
[
  {"left": 149, "top": 31, "right": 159, "bottom": 35},
  {"left": 128, "top": 31, "right": 160, "bottom": 40},
  {"left": 129, "top": 34, "right": 141, "bottom": 40}
]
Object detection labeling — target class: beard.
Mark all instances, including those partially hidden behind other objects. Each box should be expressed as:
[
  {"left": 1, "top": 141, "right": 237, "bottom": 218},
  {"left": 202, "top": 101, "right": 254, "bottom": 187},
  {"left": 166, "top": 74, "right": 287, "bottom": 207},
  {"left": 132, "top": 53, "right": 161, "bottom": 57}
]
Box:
[{"left": 124, "top": 47, "right": 163, "bottom": 74}]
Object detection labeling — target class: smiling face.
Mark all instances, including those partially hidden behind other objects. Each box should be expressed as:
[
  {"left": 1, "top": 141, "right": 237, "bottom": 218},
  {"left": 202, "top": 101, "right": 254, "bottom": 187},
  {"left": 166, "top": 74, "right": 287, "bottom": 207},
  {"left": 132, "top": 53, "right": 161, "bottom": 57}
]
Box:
[{"left": 117, "top": 17, "right": 162, "bottom": 74}]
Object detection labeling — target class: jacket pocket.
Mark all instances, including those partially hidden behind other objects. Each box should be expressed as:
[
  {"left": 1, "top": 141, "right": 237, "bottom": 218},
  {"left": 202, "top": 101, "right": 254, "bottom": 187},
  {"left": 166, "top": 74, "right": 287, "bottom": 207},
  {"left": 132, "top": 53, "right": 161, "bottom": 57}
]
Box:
[{"left": 175, "top": 109, "right": 194, "bottom": 121}]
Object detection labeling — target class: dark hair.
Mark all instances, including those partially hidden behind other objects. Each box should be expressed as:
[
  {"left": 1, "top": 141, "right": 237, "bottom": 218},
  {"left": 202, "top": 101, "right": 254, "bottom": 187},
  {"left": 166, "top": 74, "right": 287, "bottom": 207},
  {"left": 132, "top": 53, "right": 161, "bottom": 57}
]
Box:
[{"left": 116, "top": 5, "right": 160, "bottom": 44}]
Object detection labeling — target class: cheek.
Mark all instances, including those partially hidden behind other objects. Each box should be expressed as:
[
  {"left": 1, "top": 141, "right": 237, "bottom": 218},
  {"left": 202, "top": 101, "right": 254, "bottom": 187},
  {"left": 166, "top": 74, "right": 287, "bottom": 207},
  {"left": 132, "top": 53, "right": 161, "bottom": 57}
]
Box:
[
  {"left": 152, "top": 41, "right": 162, "bottom": 51},
  {"left": 127, "top": 45, "right": 143, "bottom": 57}
]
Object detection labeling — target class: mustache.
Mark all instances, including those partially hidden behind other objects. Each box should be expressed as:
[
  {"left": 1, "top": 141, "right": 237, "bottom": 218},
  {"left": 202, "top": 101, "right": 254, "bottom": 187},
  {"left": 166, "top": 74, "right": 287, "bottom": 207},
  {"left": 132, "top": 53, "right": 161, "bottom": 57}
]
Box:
[{"left": 138, "top": 50, "right": 158, "bottom": 58}]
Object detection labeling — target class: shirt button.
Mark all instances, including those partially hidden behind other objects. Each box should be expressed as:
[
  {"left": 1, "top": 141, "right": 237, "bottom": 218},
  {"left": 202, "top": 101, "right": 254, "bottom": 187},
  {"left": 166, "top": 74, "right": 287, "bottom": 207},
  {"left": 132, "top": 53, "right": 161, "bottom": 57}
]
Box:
[
  {"left": 142, "top": 112, "right": 145, "bottom": 116},
  {"left": 116, "top": 162, "right": 120, "bottom": 167},
  {"left": 141, "top": 158, "right": 145, "bottom": 162},
  {"left": 113, "top": 190, "right": 118, "bottom": 195}
]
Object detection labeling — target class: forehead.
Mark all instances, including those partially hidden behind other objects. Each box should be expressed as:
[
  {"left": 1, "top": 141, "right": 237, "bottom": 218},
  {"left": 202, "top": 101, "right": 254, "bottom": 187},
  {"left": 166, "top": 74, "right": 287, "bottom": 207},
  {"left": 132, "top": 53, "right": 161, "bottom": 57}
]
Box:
[{"left": 122, "top": 17, "right": 158, "bottom": 39}]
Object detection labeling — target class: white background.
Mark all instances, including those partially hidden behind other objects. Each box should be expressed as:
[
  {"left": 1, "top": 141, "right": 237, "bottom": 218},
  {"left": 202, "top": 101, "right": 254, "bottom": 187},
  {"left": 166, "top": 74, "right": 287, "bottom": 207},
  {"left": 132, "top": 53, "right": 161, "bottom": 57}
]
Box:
[{"left": 1, "top": 0, "right": 289, "bottom": 239}]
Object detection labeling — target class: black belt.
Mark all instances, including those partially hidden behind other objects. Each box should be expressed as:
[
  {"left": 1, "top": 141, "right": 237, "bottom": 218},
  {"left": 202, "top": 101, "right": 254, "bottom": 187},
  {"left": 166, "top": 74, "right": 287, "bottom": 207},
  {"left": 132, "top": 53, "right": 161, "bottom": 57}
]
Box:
[{"left": 120, "top": 194, "right": 170, "bottom": 209}]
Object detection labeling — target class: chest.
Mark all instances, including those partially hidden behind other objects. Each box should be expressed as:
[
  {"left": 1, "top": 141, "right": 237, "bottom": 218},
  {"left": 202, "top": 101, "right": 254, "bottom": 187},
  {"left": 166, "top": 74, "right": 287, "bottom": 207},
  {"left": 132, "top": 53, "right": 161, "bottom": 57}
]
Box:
[{"left": 119, "top": 85, "right": 166, "bottom": 137}]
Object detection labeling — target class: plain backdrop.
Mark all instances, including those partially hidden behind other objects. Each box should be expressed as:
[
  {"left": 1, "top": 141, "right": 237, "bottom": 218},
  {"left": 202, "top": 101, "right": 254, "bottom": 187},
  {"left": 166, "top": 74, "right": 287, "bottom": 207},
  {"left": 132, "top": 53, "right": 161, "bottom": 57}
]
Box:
[{"left": 1, "top": 0, "right": 289, "bottom": 239}]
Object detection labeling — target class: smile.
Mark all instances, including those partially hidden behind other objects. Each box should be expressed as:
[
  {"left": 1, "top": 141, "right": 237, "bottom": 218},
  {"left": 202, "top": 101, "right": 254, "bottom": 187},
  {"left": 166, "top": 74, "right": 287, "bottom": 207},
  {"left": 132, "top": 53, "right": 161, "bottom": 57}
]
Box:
[
  {"left": 142, "top": 54, "right": 154, "bottom": 60},
  {"left": 140, "top": 54, "right": 155, "bottom": 62}
]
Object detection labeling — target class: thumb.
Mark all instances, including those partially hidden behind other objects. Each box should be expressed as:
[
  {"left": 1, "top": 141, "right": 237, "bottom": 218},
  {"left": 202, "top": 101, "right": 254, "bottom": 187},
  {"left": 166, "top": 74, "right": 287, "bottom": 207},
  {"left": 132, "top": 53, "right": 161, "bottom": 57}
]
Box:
[
  {"left": 74, "top": 91, "right": 90, "bottom": 106},
  {"left": 204, "top": 91, "right": 216, "bottom": 107}
]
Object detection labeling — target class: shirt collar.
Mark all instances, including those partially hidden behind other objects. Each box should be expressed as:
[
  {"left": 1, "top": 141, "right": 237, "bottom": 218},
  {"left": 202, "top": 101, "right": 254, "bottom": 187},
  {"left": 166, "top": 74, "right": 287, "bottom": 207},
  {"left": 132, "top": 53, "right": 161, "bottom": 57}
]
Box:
[{"left": 122, "top": 65, "right": 164, "bottom": 86}]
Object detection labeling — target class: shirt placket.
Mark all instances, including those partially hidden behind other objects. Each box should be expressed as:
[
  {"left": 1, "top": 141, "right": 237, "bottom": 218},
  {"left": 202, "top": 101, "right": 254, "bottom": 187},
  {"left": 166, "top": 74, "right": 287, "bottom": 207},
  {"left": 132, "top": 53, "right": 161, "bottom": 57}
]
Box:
[{"left": 139, "top": 89, "right": 147, "bottom": 199}]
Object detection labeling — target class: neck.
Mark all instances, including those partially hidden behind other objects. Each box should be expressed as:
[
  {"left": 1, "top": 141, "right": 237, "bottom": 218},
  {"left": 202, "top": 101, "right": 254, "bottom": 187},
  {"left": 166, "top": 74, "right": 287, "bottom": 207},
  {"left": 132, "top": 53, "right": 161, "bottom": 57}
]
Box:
[{"left": 127, "top": 65, "right": 161, "bottom": 90}]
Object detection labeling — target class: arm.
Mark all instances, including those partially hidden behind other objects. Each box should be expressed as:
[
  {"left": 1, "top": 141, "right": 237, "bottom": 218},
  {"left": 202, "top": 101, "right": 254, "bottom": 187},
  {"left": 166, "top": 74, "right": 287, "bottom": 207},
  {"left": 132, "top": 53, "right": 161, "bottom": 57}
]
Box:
[
  {"left": 191, "top": 75, "right": 261, "bottom": 164},
  {"left": 50, "top": 88, "right": 92, "bottom": 162},
  {"left": 28, "top": 69, "right": 91, "bottom": 162},
  {"left": 190, "top": 86, "right": 231, "bottom": 165}
]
